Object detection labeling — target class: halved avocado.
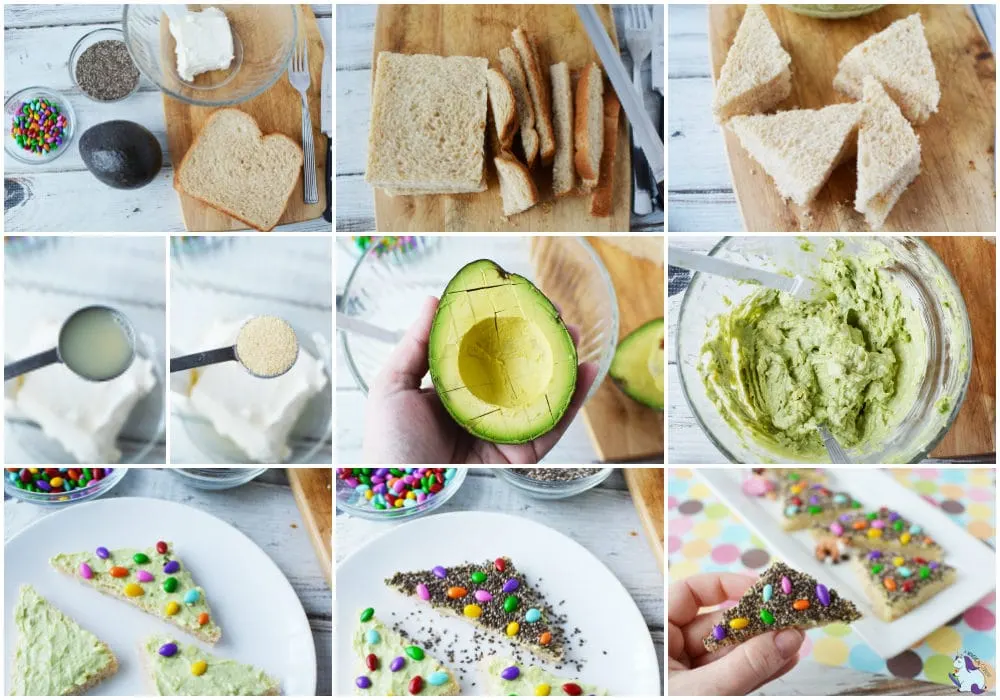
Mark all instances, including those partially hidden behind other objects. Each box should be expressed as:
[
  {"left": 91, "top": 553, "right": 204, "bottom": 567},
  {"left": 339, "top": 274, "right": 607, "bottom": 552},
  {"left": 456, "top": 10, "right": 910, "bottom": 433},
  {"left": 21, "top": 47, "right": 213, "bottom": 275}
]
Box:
[
  {"left": 610, "top": 318, "right": 665, "bottom": 410},
  {"left": 428, "top": 260, "right": 578, "bottom": 444}
]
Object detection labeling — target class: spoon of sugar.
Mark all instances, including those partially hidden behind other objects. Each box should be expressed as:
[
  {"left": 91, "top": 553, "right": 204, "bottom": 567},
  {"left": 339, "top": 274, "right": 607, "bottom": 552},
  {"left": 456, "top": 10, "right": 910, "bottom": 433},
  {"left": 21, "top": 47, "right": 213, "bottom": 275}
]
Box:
[{"left": 170, "top": 315, "right": 299, "bottom": 379}]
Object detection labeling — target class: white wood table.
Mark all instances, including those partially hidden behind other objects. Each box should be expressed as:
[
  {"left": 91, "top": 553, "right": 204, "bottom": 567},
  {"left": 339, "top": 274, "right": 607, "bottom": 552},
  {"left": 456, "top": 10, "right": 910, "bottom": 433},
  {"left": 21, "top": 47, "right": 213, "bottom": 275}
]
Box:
[
  {"left": 3, "top": 4, "right": 332, "bottom": 232},
  {"left": 3, "top": 467, "right": 333, "bottom": 696},
  {"left": 4, "top": 236, "right": 167, "bottom": 464},
  {"left": 335, "top": 4, "right": 664, "bottom": 232},
  {"left": 336, "top": 467, "right": 665, "bottom": 693},
  {"left": 667, "top": 4, "right": 997, "bottom": 232}
]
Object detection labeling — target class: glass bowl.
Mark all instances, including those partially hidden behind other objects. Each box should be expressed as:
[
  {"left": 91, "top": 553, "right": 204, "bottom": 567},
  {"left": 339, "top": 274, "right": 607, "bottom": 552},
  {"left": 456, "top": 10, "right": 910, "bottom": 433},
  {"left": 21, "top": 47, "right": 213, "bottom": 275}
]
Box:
[
  {"left": 336, "top": 467, "right": 468, "bottom": 521},
  {"left": 4, "top": 87, "right": 76, "bottom": 164},
  {"left": 3, "top": 467, "right": 128, "bottom": 506},
  {"left": 69, "top": 28, "right": 141, "bottom": 103},
  {"left": 784, "top": 5, "right": 884, "bottom": 19},
  {"left": 495, "top": 467, "right": 614, "bottom": 499},
  {"left": 676, "top": 237, "right": 973, "bottom": 464},
  {"left": 168, "top": 467, "right": 267, "bottom": 490},
  {"left": 122, "top": 4, "right": 296, "bottom": 106},
  {"left": 339, "top": 236, "right": 619, "bottom": 401}
]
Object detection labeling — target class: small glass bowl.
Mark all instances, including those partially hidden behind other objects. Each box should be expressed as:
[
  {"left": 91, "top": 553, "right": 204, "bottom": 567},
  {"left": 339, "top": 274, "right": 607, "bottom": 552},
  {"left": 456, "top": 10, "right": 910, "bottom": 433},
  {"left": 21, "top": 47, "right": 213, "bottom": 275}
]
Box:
[
  {"left": 336, "top": 468, "right": 468, "bottom": 521},
  {"left": 4, "top": 87, "right": 76, "bottom": 164},
  {"left": 168, "top": 467, "right": 267, "bottom": 490},
  {"left": 3, "top": 467, "right": 128, "bottom": 507},
  {"left": 495, "top": 468, "right": 614, "bottom": 499},
  {"left": 69, "top": 28, "right": 141, "bottom": 103}
]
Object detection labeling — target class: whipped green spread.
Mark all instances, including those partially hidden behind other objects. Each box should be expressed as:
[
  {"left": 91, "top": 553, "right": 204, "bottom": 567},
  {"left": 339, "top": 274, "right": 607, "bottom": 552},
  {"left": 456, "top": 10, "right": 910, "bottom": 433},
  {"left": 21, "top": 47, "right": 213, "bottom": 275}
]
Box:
[
  {"left": 143, "top": 635, "right": 277, "bottom": 696},
  {"left": 483, "top": 658, "right": 609, "bottom": 696},
  {"left": 353, "top": 615, "right": 458, "bottom": 695},
  {"left": 700, "top": 241, "right": 927, "bottom": 459},
  {"left": 12, "top": 585, "right": 116, "bottom": 695},
  {"left": 50, "top": 543, "right": 221, "bottom": 642}
]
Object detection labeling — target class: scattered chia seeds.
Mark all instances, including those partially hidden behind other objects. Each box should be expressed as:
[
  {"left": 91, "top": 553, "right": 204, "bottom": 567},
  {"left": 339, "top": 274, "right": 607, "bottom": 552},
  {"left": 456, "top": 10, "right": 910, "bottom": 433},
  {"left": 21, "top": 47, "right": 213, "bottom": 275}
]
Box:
[
  {"left": 75, "top": 40, "right": 140, "bottom": 102},
  {"left": 510, "top": 468, "right": 603, "bottom": 482}
]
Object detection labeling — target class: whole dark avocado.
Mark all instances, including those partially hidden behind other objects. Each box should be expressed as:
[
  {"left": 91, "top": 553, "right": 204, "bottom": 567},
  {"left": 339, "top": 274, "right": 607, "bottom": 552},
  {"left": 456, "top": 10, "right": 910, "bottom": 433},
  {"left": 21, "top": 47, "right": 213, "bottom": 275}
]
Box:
[{"left": 79, "top": 121, "right": 163, "bottom": 189}]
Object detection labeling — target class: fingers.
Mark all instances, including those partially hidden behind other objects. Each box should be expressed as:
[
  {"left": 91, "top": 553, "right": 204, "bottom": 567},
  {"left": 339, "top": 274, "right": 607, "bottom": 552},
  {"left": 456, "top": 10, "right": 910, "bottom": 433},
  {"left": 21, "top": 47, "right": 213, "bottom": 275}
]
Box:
[
  {"left": 528, "top": 360, "right": 599, "bottom": 459},
  {"left": 668, "top": 572, "right": 757, "bottom": 627},
  {"left": 685, "top": 629, "right": 804, "bottom": 695},
  {"left": 372, "top": 296, "right": 438, "bottom": 395}
]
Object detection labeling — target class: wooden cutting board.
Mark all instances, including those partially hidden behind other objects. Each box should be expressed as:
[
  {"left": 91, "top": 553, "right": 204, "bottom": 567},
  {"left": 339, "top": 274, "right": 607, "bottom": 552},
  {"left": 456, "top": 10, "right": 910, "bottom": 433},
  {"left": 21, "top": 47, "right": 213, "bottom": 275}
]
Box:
[
  {"left": 164, "top": 4, "right": 327, "bottom": 231},
  {"left": 287, "top": 468, "right": 332, "bottom": 585},
  {"left": 709, "top": 4, "right": 996, "bottom": 232},
  {"left": 923, "top": 237, "right": 996, "bottom": 459},
  {"left": 623, "top": 468, "right": 664, "bottom": 572},
  {"left": 370, "top": 4, "right": 630, "bottom": 232}
]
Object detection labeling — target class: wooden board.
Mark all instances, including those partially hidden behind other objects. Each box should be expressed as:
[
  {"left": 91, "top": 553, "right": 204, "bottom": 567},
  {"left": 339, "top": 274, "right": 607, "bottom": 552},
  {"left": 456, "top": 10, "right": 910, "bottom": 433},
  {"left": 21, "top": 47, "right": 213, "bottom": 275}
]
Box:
[
  {"left": 923, "top": 237, "right": 996, "bottom": 459},
  {"left": 708, "top": 4, "right": 996, "bottom": 232},
  {"left": 623, "top": 468, "right": 664, "bottom": 572},
  {"left": 287, "top": 467, "right": 332, "bottom": 585},
  {"left": 370, "top": 4, "right": 630, "bottom": 232},
  {"left": 164, "top": 4, "right": 328, "bottom": 232}
]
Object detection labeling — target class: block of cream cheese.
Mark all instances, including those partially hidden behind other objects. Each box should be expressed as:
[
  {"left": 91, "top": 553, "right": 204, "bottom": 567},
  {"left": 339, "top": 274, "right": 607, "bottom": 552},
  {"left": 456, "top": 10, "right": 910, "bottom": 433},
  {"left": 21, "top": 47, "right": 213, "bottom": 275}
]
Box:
[
  {"left": 7, "top": 319, "right": 157, "bottom": 463},
  {"left": 187, "top": 319, "right": 328, "bottom": 463},
  {"left": 168, "top": 6, "right": 235, "bottom": 82}
]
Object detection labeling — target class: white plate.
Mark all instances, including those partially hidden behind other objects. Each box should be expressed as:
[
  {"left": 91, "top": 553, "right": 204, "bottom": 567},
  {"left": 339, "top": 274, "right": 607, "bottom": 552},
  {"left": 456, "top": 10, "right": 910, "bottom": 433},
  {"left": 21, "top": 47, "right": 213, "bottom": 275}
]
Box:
[
  {"left": 697, "top": 468, "right": 996, "bottom": 659},
  {"left": 336, "top": 511, "right": 660, "bottom": 695},
  {"left": 4, "top": 496, "right": 316, "bottom": 695}
]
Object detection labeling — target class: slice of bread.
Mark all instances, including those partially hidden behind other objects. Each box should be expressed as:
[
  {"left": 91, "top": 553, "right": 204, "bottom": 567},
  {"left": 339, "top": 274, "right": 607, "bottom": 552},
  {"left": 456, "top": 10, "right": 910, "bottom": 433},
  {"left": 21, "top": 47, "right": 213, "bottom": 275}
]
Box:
[
  {"left": 574, "top": 62, "right": 604, "bottom": 190},
  {"left": 383, "top": 177, "right": 486, "bottom": 196},
  {"left": 487, "top": 68, "right": 517, "bottom": 151},
  {"left": 512, "top": 27, "right": 556, "bottom": 165},
  {"left": 175, "top": 109, "right": 303, "bottom": 232},
  {"left": 727, "top": 102, "right": 863, "bottom": 206},
  {"left": 591, "top": 91, "right": 621, "bottom": 217},
  {"left": 498, "top": 46, "right": 539, "bottom": 168},
  {"left": 12, "top": 585, "right": 119, "bottom": 696},
  {"left": 834, "top": 13, "right": 939, "bottom": 124},
  {"left": 712, "top": 5, "right": 792, "bottom": 123},
  {"left": 549, "top": 62, "right": 576, "bottom": 196},
  {"left": 366, "top": 52, "right": 488, "bottom": 194},
  {"left": 142, "top": 635, "right": 280, "bottom": 696},
  {"left": 856, "top": 76, "right": 921, "bottom": 230},
  {"left": 494, "top": 152, "right": 539, "bottom": 215}
]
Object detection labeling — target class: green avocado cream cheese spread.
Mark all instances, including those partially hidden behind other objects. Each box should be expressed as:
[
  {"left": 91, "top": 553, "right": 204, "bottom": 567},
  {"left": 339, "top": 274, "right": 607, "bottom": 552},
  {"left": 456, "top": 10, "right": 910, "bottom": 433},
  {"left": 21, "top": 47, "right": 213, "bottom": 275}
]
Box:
[
  {"left": 482, "top": 658, "right": 610, "bottom": 696},
  {"left": 143, "top": 635, "right": 277, "bottom": 696},
  {"left": 700, "top": 242, "right": 927, "bottom": 459}
]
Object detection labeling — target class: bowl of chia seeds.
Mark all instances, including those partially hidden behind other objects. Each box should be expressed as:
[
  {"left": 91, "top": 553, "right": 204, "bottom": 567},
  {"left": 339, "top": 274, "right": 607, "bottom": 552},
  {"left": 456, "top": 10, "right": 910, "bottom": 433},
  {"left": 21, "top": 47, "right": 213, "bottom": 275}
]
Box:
[
  {"left": 70, "top": 28, "right": 141, "bottom": 102},
  {"left": 496, "top": 467, "right": 614, "bottom": 499}
]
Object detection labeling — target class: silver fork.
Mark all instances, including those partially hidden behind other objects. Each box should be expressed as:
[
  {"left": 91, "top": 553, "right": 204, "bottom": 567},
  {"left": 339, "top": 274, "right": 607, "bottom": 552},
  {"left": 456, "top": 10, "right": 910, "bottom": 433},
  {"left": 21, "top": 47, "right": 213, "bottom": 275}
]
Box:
[
  {"left": 288, "top": 37, "right": 319, "bottom": 204},
  {"left": 624, "top": 4, "right": 654, "bottom": 215}
]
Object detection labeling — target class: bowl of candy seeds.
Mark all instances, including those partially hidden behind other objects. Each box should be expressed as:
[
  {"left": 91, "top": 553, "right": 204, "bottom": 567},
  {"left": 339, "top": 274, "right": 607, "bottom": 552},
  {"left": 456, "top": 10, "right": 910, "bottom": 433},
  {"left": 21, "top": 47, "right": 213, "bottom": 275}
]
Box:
[
  {"left": 336, "top": 467, "right": 466, "bottom": 521},
  {"left": 4, "top": 467, "right": 128, "bottom": 506},
  {"left": 5, "top": 87, "right": 75, "bottom": 164}
]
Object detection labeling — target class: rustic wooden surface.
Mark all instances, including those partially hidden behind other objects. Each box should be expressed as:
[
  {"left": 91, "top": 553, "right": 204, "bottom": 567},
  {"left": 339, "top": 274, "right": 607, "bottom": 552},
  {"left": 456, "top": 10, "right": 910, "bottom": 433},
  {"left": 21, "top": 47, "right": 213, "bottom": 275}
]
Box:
[
  {"left": 3, "top": 467, "right": 332, "bottom": 696},
  {"left": 624, "top": 467, "right": 664, "bottom": 571},
  {"left": 3, "top": 4, "right": 332, "bottom": 232},
  {"left": 288, "top": 467, "right": 333, "bottom": 585}
]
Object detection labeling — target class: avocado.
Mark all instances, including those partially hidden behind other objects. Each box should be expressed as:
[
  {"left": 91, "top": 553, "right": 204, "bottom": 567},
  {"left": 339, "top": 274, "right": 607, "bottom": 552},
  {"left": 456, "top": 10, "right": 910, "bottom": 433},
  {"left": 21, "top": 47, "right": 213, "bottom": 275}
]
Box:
[
  {"left": 79, "top": 121, "right": 162, "bottom": 189},
  {"left": 428, "top": 259, "right": 578, "bottom": 444},
  {"left": 610, "top": 318, "right": 665, "bottom": 410}
]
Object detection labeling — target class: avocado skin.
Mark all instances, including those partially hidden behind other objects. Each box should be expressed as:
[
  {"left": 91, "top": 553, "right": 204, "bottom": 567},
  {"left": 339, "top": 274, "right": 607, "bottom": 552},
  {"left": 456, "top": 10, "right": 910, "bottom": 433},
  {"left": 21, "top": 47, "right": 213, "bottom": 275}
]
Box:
[{"left": 80, "top": 121, "right": 162, "bottom": 190}]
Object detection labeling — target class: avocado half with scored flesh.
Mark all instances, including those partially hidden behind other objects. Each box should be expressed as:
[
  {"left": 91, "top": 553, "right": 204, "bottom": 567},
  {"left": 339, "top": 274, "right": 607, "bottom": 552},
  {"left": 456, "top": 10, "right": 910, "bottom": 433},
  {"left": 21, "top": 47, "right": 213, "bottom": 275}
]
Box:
[
  {"left": 428, "top": 260, "right": 578, "bottom": 444},
  {"left": 610, "top": 318, "right": 664, "bottom": 410}
]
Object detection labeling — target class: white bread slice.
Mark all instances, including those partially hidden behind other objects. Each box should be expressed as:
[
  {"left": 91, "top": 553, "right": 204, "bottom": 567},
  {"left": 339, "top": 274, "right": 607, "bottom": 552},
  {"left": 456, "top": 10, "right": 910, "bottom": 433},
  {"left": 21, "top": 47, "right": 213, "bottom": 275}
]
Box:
[
  {"left": 591, "top": 91, "right": 621, "bottom": 217},
  {"left": 574, "top": 63, "right": 604, "bottom": 190},
  {"left": 494, "top": 152, "right": 539, "bottom": 215},
  {"left": 549, "top": 62, "right": 576, "bottom": 196},
  {"left": 174, "top": 108, "right": 303, "bottom": 232},
  {"left": 712, "top": 5, "right": 792, "bottom": 123},
  {"left": 383, "top": 176, "right": 487, "bottom": 196},
  {"left": 727, "top": 102, "right": 863, "bottom": 206},
  {"left": 856, "top": 76, "right": 921, "bottom": 230},
  {"left": 512, "top": 27, "right": 556, "bottom": 165},
  {"left": 366, "top": 52, "right": 488, "bottom": 194},
  {"left": 498, "top": 46, "right": 539, "bottom": 168},
  {"left": 833, "top": 13, "right": 939, "bottom": 124},
  {"left": 486, "top": 68, "right": 517, "bottom": 151}
]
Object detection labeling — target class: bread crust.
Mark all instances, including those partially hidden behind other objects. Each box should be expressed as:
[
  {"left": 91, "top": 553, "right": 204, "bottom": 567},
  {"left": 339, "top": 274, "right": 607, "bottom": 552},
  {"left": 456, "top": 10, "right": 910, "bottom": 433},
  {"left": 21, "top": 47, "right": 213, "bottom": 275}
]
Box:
[
  {"left": 494, "top": 152, "right": 539, "bottom": 216},
  {"left": 590, "top": 90, "right": 620, "bottom": 217},
  {"left": 574, "top": 63, "right": 603, "bottom": 188},
  {"left": 513, "top": 27, "right": 555, "bottom": 165},
  {"left": 499, "top": 46, "right": 538, "bottom": 168},
  {"left": 486, "top": 68, "right": 517, "bottom": 151}
]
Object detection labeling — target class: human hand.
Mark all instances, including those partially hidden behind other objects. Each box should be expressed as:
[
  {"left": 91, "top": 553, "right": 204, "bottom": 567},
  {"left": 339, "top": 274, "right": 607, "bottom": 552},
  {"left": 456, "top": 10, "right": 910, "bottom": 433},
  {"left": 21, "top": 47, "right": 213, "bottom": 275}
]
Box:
[
  {"left": 668, "top": 572, "right": 805, "bottom": 696},
  {"left": 362, "top": 296, "right": 598, "bottom": 464}
]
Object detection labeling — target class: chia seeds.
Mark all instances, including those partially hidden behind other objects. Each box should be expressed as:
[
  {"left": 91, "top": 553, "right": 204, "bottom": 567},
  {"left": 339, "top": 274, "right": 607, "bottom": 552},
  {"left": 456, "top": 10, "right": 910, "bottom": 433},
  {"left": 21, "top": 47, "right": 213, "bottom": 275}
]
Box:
[
  {"left": 75, "top": 40, "right": 140, "bottom": 102},
  {"left": 510, "top": 468, "right": 603, "bottom": 482}
]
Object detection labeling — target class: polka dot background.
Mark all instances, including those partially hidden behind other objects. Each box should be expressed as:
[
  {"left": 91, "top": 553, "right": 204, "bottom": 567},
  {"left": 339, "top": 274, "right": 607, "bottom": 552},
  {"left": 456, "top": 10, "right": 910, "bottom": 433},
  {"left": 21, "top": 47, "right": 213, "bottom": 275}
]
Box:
[{"left": 667, "top": 468, "right": 996, "bottom": 685}]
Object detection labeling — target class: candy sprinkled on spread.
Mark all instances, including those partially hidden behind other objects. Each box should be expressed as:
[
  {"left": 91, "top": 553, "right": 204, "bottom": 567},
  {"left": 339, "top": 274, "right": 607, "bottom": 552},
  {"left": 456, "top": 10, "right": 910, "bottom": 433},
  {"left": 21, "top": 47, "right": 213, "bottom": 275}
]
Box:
[
  {"left": 145, "top": 635, "right": 276, "bottom": 694},
  {"left": 6, "top": 467, "right": 111, "bottom": 496},
  {"left": 814, "top": 506, "right": 941, "bottom": 557},
  {"left": 484, "top": 658, "right": 611, "bottom": 696},
  {"left": 337, "top": 468, "right": 457, "bottom": 511},
  {"left": 780, "top": 477, "right": 861, "bottom": 526}
]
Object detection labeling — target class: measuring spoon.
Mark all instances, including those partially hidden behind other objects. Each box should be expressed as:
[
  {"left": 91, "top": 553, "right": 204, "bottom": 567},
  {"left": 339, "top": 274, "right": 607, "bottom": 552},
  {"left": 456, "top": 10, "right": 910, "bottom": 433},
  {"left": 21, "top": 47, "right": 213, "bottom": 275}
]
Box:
[{"left": 170, "top": 316, "right": 299, "bottom": 379}]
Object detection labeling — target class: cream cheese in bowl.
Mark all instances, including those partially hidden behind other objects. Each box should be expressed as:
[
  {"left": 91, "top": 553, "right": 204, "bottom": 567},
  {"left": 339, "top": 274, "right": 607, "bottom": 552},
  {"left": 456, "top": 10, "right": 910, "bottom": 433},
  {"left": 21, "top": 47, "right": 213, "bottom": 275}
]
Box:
[{"left": 167, "top": 7, "right": 234, "bottom": 82}]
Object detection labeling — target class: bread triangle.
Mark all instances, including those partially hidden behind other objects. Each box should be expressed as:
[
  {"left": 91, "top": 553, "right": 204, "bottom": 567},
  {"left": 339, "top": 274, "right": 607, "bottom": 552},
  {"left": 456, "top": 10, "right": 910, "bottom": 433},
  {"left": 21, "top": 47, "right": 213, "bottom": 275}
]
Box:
[
  {"left": 141, "top": 635, "right": 279, "bottom": 695},
  {"left": 851, "top": 552, "right": 955, "bottom": 621},
  {"left": 712, "top": 5, "right": 792, "bottom": 122},
  {"left": 352, "top": 611, "right": 461, "bottom": 695},
  {"left": 480, "top": 657, "right": 609, "bottom": 696},
  {"left": 703, "top": 561, "right": 861, "bottom": 652},
  {"left": 12, "top": 585, "right": 119, "bottom": 695},
  {"left": 834, "top": 13, "right": 939, "bottom": 124},
  {"left": 778, "top": 473, "right": 863, "bottom": 531}
]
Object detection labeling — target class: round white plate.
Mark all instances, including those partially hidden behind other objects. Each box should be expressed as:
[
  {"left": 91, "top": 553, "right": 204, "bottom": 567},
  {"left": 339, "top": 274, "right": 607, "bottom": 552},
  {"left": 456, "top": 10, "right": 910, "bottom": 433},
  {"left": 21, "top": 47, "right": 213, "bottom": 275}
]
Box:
[
  {"left": 336, "top": 511, "right": 659, "bottom": 695},
  {"left": 4, "top": 496, "right": 316, "bottom": 695}
]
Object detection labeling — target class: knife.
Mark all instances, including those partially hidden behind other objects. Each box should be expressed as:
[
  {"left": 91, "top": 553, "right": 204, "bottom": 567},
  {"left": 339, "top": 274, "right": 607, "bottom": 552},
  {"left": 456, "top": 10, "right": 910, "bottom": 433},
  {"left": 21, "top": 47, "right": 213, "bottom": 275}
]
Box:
[{"left": 321, "top": 26, "right": 333, "bottom": 224}]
